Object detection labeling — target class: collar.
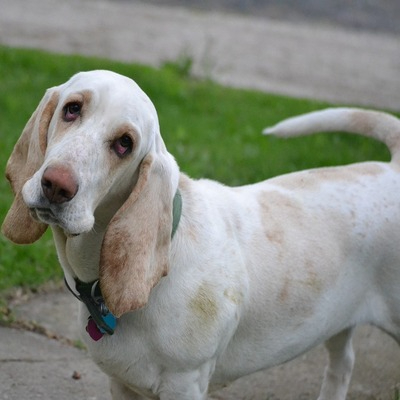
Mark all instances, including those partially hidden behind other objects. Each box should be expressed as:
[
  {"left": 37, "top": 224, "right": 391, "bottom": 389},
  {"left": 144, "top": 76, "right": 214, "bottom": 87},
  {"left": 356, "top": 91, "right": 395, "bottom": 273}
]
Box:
[
  {"left": 64, "top": 189, "right": 182, "bottom": 339},
  {"left": 65, "top": 277, "right": 117, "bottom": 338},
  {"left": 171, "top": 189, "right": 182, "bottom": 238}
]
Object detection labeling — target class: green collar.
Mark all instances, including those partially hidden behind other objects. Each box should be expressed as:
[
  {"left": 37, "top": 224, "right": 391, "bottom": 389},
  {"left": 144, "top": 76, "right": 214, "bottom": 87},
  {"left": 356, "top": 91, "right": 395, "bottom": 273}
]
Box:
[{"left": 171, "top": 189, "right": 182, "bottom": 238}]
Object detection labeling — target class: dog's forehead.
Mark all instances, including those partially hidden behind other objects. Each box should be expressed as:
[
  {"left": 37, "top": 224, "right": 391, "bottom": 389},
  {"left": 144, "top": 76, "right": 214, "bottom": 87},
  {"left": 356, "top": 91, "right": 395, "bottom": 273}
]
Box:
[
  {"left": 65, "top": 70, "right": 139, "bottom": 94},
  {"left": 60, "top": 70, "right": 156, "bottom": 118}
]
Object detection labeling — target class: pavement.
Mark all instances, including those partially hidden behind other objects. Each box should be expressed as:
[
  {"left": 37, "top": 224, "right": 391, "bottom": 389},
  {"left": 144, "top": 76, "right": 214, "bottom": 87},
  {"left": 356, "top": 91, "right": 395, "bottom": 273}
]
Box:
[
  {"left": 0, "top": 0, "right": 399, "bottom": 399},
  {"left": 0, "top": 0, "right": 400, "bottom": 111}
]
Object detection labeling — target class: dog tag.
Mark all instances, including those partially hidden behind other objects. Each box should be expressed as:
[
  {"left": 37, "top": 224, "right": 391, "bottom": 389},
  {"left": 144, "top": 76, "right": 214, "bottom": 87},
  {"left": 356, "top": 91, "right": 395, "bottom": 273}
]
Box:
[
  {"left": 86, "top": 317, "right": 104, "bottom": 341},
  {"left": 99, "top": 313, "right": 117, "bottom": 334}
]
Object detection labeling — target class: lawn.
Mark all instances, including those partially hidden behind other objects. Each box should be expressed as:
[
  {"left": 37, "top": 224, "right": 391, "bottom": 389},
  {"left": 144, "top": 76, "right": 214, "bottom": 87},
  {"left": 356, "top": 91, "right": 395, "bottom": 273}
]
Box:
[{"left": 0, "top": 46, "right": 391, "bottom": 298}]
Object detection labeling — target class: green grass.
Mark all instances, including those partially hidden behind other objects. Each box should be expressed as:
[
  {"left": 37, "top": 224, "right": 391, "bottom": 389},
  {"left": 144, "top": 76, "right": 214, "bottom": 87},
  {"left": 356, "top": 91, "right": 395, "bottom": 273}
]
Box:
[{"left": 0, "top": 45, "right": 393, "bottom": 298}]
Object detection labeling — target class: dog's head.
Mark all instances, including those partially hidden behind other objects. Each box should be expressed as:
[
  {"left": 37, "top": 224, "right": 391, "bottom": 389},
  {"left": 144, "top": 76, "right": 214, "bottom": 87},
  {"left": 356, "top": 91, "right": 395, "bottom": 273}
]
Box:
[{"left": 2, "top": 70, "right": 180, "bottom": 316}]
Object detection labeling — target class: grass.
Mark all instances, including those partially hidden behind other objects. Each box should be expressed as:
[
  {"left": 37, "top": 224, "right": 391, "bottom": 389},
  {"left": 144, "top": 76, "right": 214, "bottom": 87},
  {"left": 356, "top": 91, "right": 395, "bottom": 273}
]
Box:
[{"left": 0, "top": 45, "right": 393, "bottom": 300}]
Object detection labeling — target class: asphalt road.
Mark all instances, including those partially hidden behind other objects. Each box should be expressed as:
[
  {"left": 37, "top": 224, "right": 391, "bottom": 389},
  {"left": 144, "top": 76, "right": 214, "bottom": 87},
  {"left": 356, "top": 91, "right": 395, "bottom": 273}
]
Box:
[
  {"left": 139, "top": 0, "right": 400, "bottom": 35},
  {"left": 1, "top": 0, "right": 400, "bottom": 110}
]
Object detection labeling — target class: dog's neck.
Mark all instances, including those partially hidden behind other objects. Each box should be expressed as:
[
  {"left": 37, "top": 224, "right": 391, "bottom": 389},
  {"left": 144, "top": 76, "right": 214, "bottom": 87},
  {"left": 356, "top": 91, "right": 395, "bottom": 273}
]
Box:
[
  {"left": 52, "top": 172, "right": 138, "bottom": 282},
  {"left": 52, "top": 225, "right": 105, "bottom": 283},
  {"left": 52, "top": 186, "right": 183, "bottom": 285}
]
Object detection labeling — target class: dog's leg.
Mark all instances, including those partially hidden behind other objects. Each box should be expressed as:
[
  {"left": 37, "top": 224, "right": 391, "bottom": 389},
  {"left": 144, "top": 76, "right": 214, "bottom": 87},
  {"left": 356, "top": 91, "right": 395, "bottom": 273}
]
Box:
[
  {"left": 110, "top": 378, "right": 151, "bottom": 400},
  {"left": 317, "top": 328, "right": 355, "bottom": 400}
]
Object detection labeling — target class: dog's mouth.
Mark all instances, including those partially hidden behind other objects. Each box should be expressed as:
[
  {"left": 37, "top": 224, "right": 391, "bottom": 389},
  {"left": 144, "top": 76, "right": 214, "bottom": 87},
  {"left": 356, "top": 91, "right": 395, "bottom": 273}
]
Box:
[
  {"left": 30, "top": 208, "right": 81, "bottom": 237},
  {"left": 33, "top": 207, "right": 58, "bottom": 224}
]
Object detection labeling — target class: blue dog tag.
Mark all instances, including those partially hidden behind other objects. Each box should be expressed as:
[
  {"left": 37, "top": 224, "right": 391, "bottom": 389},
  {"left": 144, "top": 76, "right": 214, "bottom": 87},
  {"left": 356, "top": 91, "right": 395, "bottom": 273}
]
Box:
[{"left": 99, "top": 313, "right": 117, "bottom": 334}]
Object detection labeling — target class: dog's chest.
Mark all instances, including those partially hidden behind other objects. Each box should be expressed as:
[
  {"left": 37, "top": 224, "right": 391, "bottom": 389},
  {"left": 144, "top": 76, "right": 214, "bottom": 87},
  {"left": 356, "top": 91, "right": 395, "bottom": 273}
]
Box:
[
  {"left": 78, "top": 306, "right": 161, "bottom": 396},
  {"left": 63, "top": 232, "right": 104, "bottom": 281}
]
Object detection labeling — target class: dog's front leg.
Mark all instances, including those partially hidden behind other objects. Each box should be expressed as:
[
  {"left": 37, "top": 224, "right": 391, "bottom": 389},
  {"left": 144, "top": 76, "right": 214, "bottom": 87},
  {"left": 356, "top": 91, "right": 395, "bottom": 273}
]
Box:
[
  {"left": 317, "top": 328, "right": 355, "bottom": 400},
  {"left": 110, "top": 378, "right": 151, "bottom": 400},
  {"left": 156, "top": 364, "right": 214, "bottom": 400}
]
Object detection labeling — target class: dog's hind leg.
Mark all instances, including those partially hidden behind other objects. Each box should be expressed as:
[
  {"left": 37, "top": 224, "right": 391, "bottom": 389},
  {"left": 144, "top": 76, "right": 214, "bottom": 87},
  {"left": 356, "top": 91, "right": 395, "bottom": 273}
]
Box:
[{"left": 317, "top": 328, "right": 355, "bottom": 400}]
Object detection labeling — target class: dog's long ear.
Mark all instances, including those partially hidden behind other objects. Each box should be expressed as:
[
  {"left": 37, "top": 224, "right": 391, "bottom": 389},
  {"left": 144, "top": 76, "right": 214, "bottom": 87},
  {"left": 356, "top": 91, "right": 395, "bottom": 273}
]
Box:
[
  {"left": 2, "top": 89, "right": 59, "bottom": 244},
  {"left": 99, "top": 153, "right": 174, "bottom": 317}
]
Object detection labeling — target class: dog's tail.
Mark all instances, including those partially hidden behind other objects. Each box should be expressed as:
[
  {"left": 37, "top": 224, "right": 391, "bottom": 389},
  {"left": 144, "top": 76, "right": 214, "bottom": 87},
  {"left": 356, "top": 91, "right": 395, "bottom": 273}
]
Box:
[{"left": 263, "top": 108, "right": 400, "bottom": 163}]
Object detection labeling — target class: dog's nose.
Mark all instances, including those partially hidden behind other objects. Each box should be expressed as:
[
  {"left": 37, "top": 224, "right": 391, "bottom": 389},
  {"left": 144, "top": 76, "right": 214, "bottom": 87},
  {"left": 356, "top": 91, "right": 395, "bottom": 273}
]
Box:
[{"left": 41, "top": 165, "right": 78, "bottom": 204}]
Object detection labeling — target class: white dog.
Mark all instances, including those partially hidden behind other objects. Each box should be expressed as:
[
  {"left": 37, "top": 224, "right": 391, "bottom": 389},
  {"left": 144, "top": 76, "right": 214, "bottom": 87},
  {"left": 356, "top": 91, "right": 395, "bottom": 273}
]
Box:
[{"left": 3, "top": 70, "right": 400, "bottom": 400}]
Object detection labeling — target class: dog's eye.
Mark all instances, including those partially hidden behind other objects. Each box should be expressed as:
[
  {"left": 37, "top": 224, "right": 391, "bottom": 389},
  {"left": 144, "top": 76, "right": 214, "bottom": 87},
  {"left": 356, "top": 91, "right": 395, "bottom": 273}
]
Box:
[
  {"left": 112, "top": 134, "right": 133, "bottom": 157},
  {"left": 63, "top": 102, "right": 81, "bottom": 122}
]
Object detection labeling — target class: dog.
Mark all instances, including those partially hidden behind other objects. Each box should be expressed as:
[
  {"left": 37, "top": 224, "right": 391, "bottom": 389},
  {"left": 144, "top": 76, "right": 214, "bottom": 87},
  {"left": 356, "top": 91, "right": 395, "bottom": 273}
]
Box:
[{"left": 3, "top": 70, "right": 400, "bottom": 400}]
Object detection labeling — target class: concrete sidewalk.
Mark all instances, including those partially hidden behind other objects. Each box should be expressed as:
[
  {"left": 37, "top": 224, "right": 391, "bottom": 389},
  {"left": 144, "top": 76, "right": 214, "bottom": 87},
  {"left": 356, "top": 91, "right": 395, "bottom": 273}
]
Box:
[
  {"left": 0, "top": 0, "right": 399, "bottom": 111},
  {"left": 0, "top": 0, "right": 399, "bottom": 399}
]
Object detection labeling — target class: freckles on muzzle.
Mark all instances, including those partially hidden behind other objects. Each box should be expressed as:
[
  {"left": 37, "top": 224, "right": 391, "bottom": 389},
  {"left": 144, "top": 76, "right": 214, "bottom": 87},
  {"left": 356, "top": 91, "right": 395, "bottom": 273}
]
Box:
[{"left": 40, "top": 165, "right": 79, "bottom": 204}]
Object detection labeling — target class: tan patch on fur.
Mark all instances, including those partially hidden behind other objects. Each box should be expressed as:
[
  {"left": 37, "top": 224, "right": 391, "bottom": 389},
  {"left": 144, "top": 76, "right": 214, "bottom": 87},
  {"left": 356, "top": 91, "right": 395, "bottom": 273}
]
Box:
[
  {"left": 303, "top": 259, "right": 323, "bottom": 293},
  {"left": 52, "top": 91, "right": 92, "bottom": 142},
  {"left": 258, "top": 191, "right": 303, "bottom": 246},
  {"left": 224, "top": 288, "right": 244, "bottom": 305},
  {"left": 178, "top": 173, "right": 192, "bottom": 192},
  {"left": 271, "top": 163, "right": 385, "bottom": 191},
  {"left": 100, "top": 154, "right": 173, "bottom": 317},
  {"left": 189, "top": 282, "right": 218, "bottom": 327},
  {"left": 278, "top": 276, "right": 290, "bottom": 303},
  {"left": 38, "top": 91, "right": 60, "bottom": 152},
  {"left": 180, "top": 281, "right": 220, "bottom": 353},
  {"left": 2, "top": 90, "right": 59, "bottom": 244},
  {"left": 350, "top": 110, "right": 376, "bottom": 135},
  {"left": 349, "top": 109, "right": 400, "bottom": 158},
  {"left": 276, "top": 257, "right": 327, "bottom": 323}
]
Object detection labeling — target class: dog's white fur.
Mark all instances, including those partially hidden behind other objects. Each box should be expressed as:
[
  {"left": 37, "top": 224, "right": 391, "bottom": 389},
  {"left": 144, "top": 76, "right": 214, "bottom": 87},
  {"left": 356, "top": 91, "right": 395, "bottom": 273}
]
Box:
[{"left": 3, "top": 70, "right": 400, "bottom": 400}]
